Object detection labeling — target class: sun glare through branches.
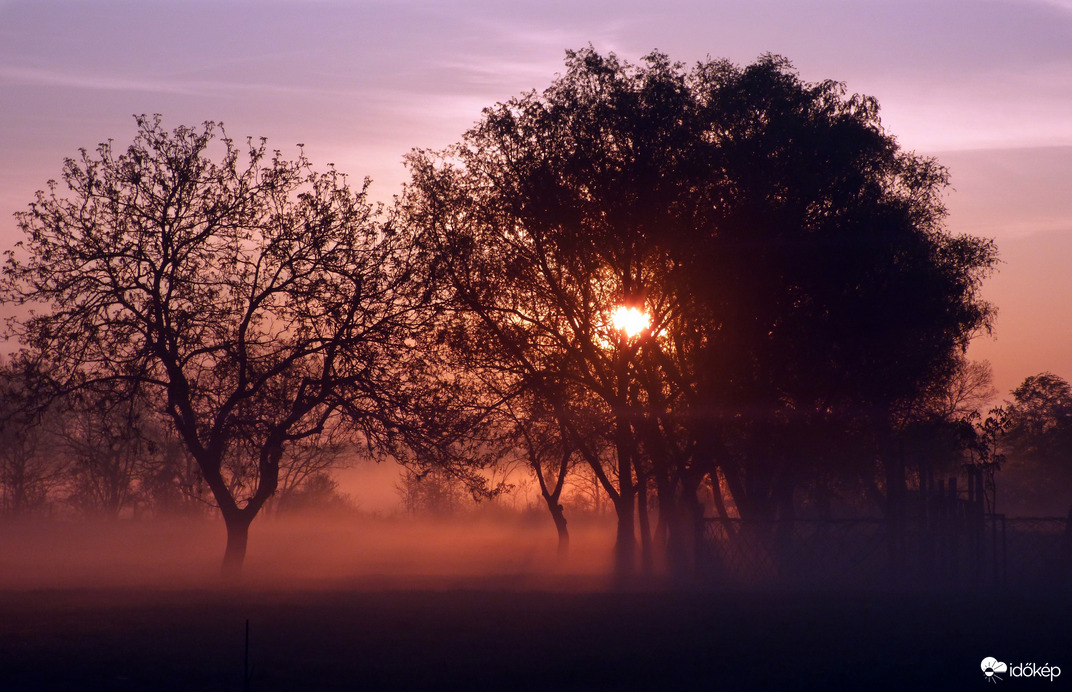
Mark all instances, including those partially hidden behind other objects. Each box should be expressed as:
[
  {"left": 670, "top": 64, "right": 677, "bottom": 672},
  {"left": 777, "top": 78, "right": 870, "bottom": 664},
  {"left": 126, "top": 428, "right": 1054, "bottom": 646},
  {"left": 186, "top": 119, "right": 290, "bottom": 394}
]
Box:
[{"left": 611, "top": 306, "right": 651, "bottom": 339}]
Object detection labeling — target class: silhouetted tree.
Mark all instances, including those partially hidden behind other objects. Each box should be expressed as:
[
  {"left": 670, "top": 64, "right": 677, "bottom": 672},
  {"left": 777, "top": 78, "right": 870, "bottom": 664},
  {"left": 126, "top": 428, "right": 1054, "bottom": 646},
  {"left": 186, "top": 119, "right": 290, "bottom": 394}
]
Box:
[
  {"left": 0, "top": 354, "right": 65, "bottom": 518},
  {"left": 135, "top": 424, "right": 209, "bottom": 516},
  {"left": 408, "top": 48, "right": 997, "bottom": 575},
  {"left": 396, "top": 467, "right": 471, "bottom": 516},
  {"left": 667, "top": 55, "right": 996, "bottom": 532},
  {"left": 271, "top": 419, "right": 350, "bottom": 513},
  {"left": 893, "top": 358, "right": 999, "bottom": 516},
  {"left": 55, "top": 382, "right": 161, "bottom": 517},
  {"left": 1006, "top": 373, "right": 1072, "bottom": 456},
  {"left": 276, "top": 471, "right": 352, "bottom": 514},
  {"left": 1000, "top": 372, "right": 1072, "bottom": 513},
  {"left": 488, "top": 388, "right": 586, "bottom": 558},
  {"left": 2, "top": 116, "right": 438, "bottom": 575},
  {"left": 407, "top": 49, "right": 702, "bottom": 573}
]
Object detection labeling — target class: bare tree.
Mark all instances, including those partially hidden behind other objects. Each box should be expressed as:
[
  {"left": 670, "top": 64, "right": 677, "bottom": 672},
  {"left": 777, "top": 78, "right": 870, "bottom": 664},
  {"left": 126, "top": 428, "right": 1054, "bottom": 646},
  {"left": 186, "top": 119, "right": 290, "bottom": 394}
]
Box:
[
  {"left": 2, "top": 116, "right": 436, "bottom": 575},
  {"left": 396, "top": 467, "right": 472, "bottom": 516},
  {"left": 0, "top": 355, "right": 66, "bottom": 518},
  {"left": 272, "top": 418, "right": 350, "bottom": 513},
  {"left": 56, "top": 384, "right": 157, "bottom": 517}
]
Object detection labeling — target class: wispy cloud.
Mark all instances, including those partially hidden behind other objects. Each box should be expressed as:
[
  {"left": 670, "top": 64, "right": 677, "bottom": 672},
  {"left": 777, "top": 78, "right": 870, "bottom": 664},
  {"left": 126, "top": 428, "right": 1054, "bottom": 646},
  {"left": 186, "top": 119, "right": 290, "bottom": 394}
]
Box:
[
  {"left": 1037, "top": 0, "right": 1072, "bottom": 13},
  {"left": 876, "top": 60, "right": 1072, "bottom": 152},
  {"left": 423, "top": 13, "right": 640, "bottom": 93},
  {"left": 0, "top": 66, "right": 194, "bottom": 94},
  {"left": 0, "top": 65, "right": 363, "bottom": 99}
]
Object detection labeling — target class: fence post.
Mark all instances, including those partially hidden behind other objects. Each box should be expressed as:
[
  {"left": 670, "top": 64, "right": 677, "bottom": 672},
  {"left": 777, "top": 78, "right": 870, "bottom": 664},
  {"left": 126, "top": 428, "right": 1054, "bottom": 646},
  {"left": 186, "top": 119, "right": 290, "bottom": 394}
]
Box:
[{"left": 244, "top": 618, "right": 250, "bottom": 692}]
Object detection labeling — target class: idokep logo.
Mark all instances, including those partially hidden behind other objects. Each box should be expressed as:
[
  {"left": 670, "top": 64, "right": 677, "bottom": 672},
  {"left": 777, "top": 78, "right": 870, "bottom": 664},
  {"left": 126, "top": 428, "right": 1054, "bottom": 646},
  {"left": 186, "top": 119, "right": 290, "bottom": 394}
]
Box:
[
  {"left": 982, "top": 658, "right": 1008, "bottom": 683},
  {"left": 981, "top": 657, "right": 1062, "bottom": 683}
]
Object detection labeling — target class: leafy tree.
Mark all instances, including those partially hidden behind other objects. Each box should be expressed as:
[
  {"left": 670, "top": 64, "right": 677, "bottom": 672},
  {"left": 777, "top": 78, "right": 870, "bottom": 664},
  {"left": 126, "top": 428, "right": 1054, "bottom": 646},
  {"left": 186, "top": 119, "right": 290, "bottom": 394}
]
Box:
[
  {"left": 1000, "top": 372, "right": 1072, "bottom": 513},
  {"left": 407, "top": 48, "right": 703, "bottom": 572},
  {"left": 1006, "top": 373, "right": 1072, "bottom": 456},
  {"left": 666, "top": 54, "right": 996, "bottom": 530},
  {"left": 407, "top": 48, "right": 997, "bottom": 574},
  {"left": 2, "top": 116, "right": 438, "bottom": 574}
]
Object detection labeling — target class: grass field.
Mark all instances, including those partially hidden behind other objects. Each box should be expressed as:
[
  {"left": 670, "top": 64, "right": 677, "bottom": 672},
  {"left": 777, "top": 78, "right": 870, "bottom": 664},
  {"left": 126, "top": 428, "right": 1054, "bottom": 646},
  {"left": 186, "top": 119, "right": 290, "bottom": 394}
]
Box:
[
  {"left": 1, "top": 585, "right": 1068, "bottom": 691},
  {"left": 0, "top": 515, "right": 1067, "bottom": 690}
]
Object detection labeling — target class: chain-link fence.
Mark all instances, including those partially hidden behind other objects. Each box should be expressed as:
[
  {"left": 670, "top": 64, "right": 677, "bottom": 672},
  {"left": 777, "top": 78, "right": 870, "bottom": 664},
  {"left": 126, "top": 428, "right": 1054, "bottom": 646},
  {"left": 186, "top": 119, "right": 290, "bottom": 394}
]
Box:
[
  {"left": 995, "top": 516, "right": 1070, "bottom": 588},
  {"left": 699, "top": 518, "right": 887, "bottom": 586},
  {"left": 699, "top": 515, "right": 1070, "bottom": 589}
]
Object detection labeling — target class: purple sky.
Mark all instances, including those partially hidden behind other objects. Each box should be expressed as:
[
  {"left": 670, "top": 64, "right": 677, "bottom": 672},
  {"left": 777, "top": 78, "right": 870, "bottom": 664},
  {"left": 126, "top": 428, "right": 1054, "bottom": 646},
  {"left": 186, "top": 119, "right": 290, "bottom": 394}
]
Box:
[{"left": 2, "top": 0, "right": 1071, "bottom": 397}]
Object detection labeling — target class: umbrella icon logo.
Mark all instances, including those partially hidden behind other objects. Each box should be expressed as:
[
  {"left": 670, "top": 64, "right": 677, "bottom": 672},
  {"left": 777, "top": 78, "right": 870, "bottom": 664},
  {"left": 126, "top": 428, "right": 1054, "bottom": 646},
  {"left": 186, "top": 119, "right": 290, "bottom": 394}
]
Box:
[{"left": 982, "top": 657, "right": 1008, "bottom": 683}]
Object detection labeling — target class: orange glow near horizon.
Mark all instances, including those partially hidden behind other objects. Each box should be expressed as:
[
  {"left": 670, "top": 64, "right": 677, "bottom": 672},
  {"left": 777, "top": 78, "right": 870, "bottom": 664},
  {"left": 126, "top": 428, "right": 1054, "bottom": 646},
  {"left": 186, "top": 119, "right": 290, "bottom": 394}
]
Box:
[{"left": 611, "top": 306, "right": 651, "bottom": 339}]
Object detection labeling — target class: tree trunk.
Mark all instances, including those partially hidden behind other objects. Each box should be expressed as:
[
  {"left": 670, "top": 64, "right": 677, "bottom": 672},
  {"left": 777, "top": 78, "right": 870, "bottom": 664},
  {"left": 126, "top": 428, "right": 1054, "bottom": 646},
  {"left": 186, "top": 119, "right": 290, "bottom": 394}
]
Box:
[
  {"left": 534, "top": 446, "right": 572, "bottom": 561},
  {"left": 614, "top": 500, "right": 636, "bottom": 576},
  {"left": 653, "top": 470, "right": 672, "bottom": 557},
  {"left": 613, "top": 416, "right": 636, "bottom": 577},
  {"left": 198, "top": 441, "right": 283, "bottom": 580},
  {"left": 549, "top": 502, "right": 570, "bottom": 559},
  {"left": 540, "top": 492, "right": 569, "bottom": 559},
  {"left": 663, "top": 476, "right": 703, "bottom": 578},
  {"left": 637, "top": 474, "right": 653, "bottom": 575},
  {"left": 709, "top": 471, "right": 730, "bottom": 520},
  {"left": 721, "top": 463, "right": 753, "bottom": 520},
  {"left": 222, "top": 511, "right": 253, "bottom": 579}
]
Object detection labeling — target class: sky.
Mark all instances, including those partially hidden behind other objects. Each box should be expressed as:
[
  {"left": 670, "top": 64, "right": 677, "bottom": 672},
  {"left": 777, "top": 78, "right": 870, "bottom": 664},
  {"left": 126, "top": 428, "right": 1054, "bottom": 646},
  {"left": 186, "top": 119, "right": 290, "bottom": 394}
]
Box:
[{"left": 1, "top": 0, "right": 1071, "bottom": 398}]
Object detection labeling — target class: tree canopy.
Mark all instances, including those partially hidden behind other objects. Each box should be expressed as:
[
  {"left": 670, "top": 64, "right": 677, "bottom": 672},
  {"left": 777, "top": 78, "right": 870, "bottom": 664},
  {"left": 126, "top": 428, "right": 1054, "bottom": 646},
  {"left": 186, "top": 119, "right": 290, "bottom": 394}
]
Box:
[{"left": 407, "top": 48, "right": 998, "bottom": 572}]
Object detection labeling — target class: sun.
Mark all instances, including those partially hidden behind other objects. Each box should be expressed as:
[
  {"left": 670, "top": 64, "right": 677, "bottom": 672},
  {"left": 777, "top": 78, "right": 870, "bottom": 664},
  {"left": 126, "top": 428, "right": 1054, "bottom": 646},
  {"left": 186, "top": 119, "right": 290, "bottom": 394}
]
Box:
[{"left": 611, "top": 305, "right": 651, "bottom": 338}]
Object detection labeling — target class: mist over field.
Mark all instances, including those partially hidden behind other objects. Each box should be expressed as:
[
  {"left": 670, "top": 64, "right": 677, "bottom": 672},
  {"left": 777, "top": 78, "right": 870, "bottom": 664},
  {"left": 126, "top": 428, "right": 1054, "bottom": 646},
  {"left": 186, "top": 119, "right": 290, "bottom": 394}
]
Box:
[
  {"left": 1, "top": 508, "right": 1068, "bottom": 692},
  {"left": 0, "top": 510, "right": 618, "bottom": 591}
]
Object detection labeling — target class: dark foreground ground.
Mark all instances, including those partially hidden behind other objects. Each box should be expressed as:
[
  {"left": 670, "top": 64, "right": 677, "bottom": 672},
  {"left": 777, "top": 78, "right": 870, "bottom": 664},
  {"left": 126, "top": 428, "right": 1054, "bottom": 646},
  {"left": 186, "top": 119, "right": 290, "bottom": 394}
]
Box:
[{"left": 1, "top": 582, "right": 1068, "bottom": 691}]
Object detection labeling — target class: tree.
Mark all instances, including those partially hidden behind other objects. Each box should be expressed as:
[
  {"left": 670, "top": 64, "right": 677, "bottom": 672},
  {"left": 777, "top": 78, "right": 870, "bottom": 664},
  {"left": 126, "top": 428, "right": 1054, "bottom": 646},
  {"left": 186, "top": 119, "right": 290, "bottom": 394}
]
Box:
[
  {"left": 663, "top": 54, "right": 996, "bottom": 529},
  {"left": 890, "top": 358, "right": 1000, "bottom": 516},
  {"left": 276, "top": 471, "right": 352, "bottom": 514},
  {"left": 407, "top": 48, "right": 997, "bottom": 575},
  {"left": 271, "top": 421, "right": 350, "bottom": 513},
  {"left": 0, "top": 354, "right": 66, "bottom": 518},
  {"left": 2, "top": 115, "right": 436, "bottom": 575},
  {"left": 1000, "top": 372, "right": 1072, "bottom": 513},
  {"left": 487, "top": 385, "right": 587, "bottom": 558},
  {"left": 396, "top": 467, "right": 472, "bottom": 516},
  {"left": 1006, "top": 373, "right": 1072, "bottom": 456},
  {"left": 54, "top": 380, "right": 163, "bottom": 517},
  {"left": 407, "top": 48, "right": 704, "bottom": 573}
]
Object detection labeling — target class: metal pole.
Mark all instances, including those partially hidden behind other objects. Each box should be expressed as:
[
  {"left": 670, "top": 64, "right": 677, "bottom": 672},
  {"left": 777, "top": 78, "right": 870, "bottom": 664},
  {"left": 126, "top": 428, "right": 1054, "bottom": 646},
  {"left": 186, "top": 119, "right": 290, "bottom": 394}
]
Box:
[{"left": 244, "top": 618, "right": 250, "bottom": 692}]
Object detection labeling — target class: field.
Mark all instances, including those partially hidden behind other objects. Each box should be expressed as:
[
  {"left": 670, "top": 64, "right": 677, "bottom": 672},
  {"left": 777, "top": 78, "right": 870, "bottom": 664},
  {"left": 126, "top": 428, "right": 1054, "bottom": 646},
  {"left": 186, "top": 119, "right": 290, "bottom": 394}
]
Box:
[{"left": 0, "top": 515, "right": 1067, "bottom": 690}]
